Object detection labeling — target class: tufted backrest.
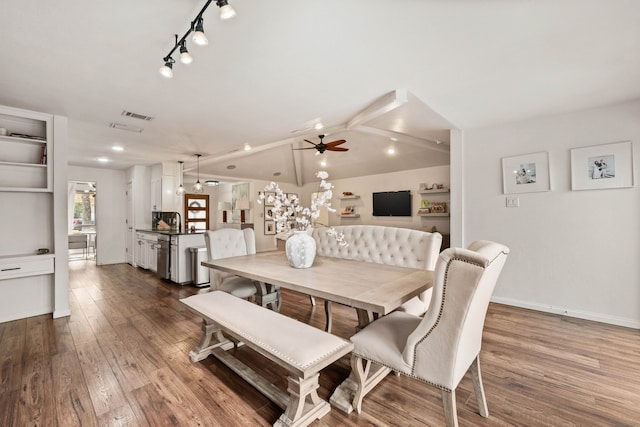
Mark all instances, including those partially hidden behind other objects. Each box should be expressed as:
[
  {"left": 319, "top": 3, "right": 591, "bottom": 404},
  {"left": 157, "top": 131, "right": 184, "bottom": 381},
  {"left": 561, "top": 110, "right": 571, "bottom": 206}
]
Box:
[
  {"left": 312, "top": 225, "right": 442, "bottom": 270},
  {"left": 205, "top": 228, "right": 256, "bottom": 261},
  {"left": 401, "top": 241, "right": 509, "bottom": 390}
]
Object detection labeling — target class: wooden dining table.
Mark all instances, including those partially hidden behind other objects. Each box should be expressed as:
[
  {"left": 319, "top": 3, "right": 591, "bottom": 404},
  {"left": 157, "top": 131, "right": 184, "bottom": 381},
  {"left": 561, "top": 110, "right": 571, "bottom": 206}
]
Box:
[
  {"left": 201, "top": 250, "right": 434, "bottom": 414},
  {"left": 201, "top": 250, "right": 433, "bottom": 329}
]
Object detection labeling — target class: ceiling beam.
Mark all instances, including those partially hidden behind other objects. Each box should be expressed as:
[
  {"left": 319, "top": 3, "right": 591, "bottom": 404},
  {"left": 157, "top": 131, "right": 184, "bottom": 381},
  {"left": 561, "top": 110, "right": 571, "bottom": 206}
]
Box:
[
  {"left": 346, "top": 89, "right": 408, "bottom": 129},
  {"left": 351, "top": 125, "right": 451, "bottom": 154}
]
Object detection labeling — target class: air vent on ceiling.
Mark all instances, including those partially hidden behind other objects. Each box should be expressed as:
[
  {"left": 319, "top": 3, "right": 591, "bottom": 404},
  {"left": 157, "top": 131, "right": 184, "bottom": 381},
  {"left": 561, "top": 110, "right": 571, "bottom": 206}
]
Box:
[
  {"left": 121, "top": 110, "right": 154, "bottom": 121},
  {"left": 109, "top": 123, "right": 143, "bottom": 133}
]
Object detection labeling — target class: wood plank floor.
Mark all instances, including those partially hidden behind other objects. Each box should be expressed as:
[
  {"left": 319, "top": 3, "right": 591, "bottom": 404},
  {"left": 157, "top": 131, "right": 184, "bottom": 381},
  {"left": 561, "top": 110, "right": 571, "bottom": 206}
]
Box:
[{"left": 1, "top": 261, "right": 640, "bottom": 426}]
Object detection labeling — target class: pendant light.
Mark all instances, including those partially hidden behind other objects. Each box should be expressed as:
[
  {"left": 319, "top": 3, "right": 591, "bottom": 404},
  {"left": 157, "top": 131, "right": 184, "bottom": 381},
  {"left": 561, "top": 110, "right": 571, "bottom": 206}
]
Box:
[
  {"left": 193, "top": 154, "right": 203, "bottom": 193},
  {"left": 176, "top": 161, "right": 186, "bottom": 195}
]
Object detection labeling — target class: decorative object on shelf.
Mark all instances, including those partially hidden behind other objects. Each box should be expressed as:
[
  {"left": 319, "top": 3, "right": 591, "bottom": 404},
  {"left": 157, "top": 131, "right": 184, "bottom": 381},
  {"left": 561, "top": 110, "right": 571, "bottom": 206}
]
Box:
[
  {"left": 420, "top": 199, "right": 429, "bottom": 209},
  {"left": 570, "top": 141, "right": 634, "bottom": 191},
  {"left": 502, "top": 151, "right": 551, "bottom": 194},
  {"left": 258, "top": 171, "right": 347, "bottom": 266},
  {"left": 192, "top": 154, "right": 203, "bottom": 193},
  {"left": 430, "top": 202, "right": 447, "bottom": 214},
  {"left": 159, "top": 0, "right": 236, "bottom": 78},
  {"left": 341, "top": 205, "right": 355, "bottom": 215},
  {"left": 176, "top": 161, "right": 186, "bottom": 195},
  {"left": 342, "top": 191, "right": 353, "bottom": 196},
  {"left": 285, "top": 231, "right": 317, "bottom": 269},
  {"left": 218, "top": 201, "right": 231, "bottom": 223},
  {"left": 419, "top": 183, "right": 433, "bottom": 191}
]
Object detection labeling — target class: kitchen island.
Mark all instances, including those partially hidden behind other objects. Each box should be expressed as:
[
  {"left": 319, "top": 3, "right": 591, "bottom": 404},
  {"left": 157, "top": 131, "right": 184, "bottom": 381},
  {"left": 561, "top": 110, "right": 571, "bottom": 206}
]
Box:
[{"left": 135, "top": 229, "right": 207, "bottom": 285}]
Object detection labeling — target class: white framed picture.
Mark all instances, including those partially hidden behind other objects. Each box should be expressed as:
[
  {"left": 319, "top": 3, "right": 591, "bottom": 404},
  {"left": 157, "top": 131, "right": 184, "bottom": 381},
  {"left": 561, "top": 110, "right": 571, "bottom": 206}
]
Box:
[
  {"left": 571, "top": 141, "right": 634, "bottom": 190},
  {"left": 501, "top": 151, "right": 550, "bottom": 194}
]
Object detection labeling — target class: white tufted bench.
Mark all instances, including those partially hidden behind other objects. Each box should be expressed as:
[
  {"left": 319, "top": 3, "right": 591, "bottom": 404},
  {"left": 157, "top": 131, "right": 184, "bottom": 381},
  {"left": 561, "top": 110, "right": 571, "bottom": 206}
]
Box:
[
  {"left": 312, "top": 225, "right": 442, "bottom": 330},
  {"left": 181, "top": 291, "right": 353, "bottom": 427}
]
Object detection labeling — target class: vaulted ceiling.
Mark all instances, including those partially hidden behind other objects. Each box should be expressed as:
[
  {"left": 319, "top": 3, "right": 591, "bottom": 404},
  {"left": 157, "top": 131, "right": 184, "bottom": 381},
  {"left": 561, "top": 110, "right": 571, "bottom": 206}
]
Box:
[{"left": 1, "top": 0, "right": 638, "bottom": 185}]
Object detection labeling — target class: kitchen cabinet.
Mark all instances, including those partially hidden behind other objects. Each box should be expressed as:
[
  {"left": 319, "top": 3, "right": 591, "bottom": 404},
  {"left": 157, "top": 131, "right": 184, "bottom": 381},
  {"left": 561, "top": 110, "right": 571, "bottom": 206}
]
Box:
[
  {"left": 135, "top": 231, "right": 159, "bottom": 271},
  {"left": 150, "top": 163, "right": 179, "bottom": 212}
]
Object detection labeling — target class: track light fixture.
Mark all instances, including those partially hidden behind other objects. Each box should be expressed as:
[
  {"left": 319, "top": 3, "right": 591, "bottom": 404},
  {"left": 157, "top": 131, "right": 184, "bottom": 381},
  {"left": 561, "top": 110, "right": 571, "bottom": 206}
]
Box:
[
  {"left": 179, "top": 41, "right": 193, "bottom": 64},
  {"left": 159, "top": 0, "right": 236, "bottom": 78},
  {"left": 193, "top": 154, "right": 203, "bottom": 193}
]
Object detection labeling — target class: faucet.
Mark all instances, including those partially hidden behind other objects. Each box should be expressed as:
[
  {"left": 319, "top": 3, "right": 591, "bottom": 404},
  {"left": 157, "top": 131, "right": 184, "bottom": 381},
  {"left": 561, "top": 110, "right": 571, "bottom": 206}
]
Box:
[{"left": 175, "top": 212, "right": 182, "bottom": 233}]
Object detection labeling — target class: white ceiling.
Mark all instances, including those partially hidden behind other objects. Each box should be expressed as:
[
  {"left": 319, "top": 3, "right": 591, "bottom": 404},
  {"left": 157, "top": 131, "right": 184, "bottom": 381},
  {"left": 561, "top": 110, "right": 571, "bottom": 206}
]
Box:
[{"left": 1, "top": 0, "right": 639, "bottom": 185}]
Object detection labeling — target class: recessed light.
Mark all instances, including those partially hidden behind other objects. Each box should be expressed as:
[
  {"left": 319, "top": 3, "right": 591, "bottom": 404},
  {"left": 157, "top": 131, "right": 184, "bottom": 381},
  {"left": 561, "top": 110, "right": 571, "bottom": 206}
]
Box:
[
  {"left": 226, "top": 165, "right": 236, "bottom": 170},
  {"left": 387, "top": 147, "right": 396, "bottom": 155},
  {"left": 320, "top": 160, "right": 327, "bottom": 167},
  {"left": 390, "top": 137, "right": 398, "bottom": 142},
  {"left": 97, "top": 157, "right": 109, "bottom": 163},
  {"left": 112, "top": 145, "right": 124, "bottom": 152},
  {"left": 314, "top": 123, "right": 324, "bottom": 130},
  {"left": 244, "top": 143, "right": 251, "bottom": 151}
]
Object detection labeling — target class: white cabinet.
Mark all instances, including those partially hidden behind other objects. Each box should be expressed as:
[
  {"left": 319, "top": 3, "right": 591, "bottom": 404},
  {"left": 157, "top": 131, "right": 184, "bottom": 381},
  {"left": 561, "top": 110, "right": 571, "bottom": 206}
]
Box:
[
  {"left": 0, "top": 109, "right": 52, "bottom": 192},
  {"left": 135, "top": 232, "right": 159, "bottom": 271},
  {"left": 150, "top": 163, "right": 178, "bottom": 212},
  {"left": 148, "top": 240, "right": 158, "bottom": 272}
]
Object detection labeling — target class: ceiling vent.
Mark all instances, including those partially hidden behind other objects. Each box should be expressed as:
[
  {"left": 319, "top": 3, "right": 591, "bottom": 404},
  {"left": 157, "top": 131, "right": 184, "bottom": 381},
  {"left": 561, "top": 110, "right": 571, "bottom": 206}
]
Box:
[
  {"left": 109, "top": 122, "right": 143, "bottom": 133},
  {"left": 121, "top": 110, "right": 154, "bottom": 121}
]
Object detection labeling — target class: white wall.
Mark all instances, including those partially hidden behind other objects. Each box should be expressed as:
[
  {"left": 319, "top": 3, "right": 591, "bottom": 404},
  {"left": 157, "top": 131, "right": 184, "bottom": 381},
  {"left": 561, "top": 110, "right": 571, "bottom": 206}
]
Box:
[
  {"left": 463, "top": 100, "right": 640, "bottom": 328},
  {"left": 69, "top": 165, "right": 127, "bottom": 265},
  {"left": 301, "top": 166, "right": 452, "bottom": 234}
]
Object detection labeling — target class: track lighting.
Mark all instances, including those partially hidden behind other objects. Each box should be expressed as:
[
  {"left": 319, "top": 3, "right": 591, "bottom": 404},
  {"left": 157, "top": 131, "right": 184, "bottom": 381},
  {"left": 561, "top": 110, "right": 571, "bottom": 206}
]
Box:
[
  {"left": 192, "top": 17, "right": 208, "bottom": 46},
  {"left": 217, "top": 0, "right": 236, "bottom": 20},
  {"left": 159, "top": 0, "right": 236, "bottom": 77},
  {"left": 179, "top": 41, "right": 193, "bottom": 64},
  {"left": 159, "top": 57, "right": 174, "bottom": 78},
  {"left": 193, "top": 154, "right": 203, "bottom": 193}
]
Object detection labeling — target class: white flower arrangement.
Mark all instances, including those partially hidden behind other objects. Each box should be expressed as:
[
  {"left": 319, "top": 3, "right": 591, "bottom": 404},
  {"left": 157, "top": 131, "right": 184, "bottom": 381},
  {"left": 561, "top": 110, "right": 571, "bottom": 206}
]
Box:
[{"left": 258, "top": 171, "right": 348, "bottom": 247}]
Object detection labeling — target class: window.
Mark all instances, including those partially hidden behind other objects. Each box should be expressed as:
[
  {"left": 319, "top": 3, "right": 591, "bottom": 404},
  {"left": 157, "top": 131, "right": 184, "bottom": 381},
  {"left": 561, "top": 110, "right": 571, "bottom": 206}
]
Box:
[{"left": 184, "top": 194, "right": 209, "bottom": 231}]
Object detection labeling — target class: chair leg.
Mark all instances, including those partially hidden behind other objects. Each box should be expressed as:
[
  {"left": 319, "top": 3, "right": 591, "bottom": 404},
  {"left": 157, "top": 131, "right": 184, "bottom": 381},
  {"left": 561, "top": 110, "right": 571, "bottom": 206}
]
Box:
[
  {"left": 350, "top": 355, "right": 370, "bottom": 414},
  {"left": 470, "top": 355, "right": 489, "bottom": 417},
  {"left": 441, "top": 389, "right": 459, "bottom": 427}
]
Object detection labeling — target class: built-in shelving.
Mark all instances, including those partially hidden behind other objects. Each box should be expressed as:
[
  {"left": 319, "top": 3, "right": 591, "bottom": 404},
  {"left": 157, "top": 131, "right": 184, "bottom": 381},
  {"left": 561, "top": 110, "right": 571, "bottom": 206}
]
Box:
[
  {"left": 418, "top": 188, "right": 449, "bottom": 195},
  {"left": 0, "top": 111, "right": 52, "bottom": 192}
]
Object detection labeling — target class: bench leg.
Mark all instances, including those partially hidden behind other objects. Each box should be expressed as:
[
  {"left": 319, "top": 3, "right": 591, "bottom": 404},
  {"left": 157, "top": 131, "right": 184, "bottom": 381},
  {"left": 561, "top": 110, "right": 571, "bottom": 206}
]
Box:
[
  {"left": 275, "top": 374, "right": 331, "bottom": 427},
  {"left": 189, "top": 319, "right": 234, "bottom": 362}
]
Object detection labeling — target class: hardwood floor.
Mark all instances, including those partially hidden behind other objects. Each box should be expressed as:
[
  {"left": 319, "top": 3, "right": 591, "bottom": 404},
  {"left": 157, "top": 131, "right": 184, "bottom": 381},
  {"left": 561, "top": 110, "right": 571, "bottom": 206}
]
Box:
[{"left": 1, "top": 261, "right": 640, "bottom": 426}]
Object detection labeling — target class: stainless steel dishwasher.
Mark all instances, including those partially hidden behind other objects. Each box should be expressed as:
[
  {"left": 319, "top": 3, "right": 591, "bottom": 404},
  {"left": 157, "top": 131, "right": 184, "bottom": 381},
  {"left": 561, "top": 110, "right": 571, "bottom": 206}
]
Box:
[{"left": 157, "top": 234, "right": 171, "bottom": 279}]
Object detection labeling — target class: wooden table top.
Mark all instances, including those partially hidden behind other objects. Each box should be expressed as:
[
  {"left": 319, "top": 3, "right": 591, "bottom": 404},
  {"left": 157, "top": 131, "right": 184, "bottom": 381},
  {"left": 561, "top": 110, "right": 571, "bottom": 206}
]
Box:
[{"left": 202, "top": 251, "right": 433, "bottom": 315}]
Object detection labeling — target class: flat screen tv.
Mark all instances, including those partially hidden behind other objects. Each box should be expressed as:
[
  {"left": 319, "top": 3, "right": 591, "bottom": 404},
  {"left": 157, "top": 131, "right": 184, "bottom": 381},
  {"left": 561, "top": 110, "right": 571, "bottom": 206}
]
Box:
[{"left": 372, "top": 191, "right": 412, "bottom": 216}]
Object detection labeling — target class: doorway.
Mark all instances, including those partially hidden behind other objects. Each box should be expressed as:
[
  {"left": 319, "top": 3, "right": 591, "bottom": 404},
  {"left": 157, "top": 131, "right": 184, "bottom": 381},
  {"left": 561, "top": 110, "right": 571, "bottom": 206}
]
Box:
[{"left": 68, "top": 181, "right": 97, "bottom": 261}]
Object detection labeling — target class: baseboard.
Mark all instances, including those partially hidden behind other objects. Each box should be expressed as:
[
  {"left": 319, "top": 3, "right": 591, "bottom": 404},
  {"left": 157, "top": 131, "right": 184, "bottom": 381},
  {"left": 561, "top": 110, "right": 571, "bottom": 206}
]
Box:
[
  {"left": 490, "top": 296, "right": 640, "bottom": 330},
  {"left": 0, "top": 307, "right": 53, "bottom": 324}
]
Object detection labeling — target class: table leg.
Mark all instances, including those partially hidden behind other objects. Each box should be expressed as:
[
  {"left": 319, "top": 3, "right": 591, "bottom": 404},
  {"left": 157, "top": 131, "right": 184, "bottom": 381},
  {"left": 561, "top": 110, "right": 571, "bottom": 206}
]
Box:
[{"left": 254, "top": 281, "right": 281, "bottom": 312}]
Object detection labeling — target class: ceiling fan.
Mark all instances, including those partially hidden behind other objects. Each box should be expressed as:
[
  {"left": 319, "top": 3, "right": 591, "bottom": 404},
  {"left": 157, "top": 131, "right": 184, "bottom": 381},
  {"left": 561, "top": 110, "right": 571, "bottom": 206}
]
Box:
[{"left": 293, "top": 134, "right": 349, "bottom": 154}]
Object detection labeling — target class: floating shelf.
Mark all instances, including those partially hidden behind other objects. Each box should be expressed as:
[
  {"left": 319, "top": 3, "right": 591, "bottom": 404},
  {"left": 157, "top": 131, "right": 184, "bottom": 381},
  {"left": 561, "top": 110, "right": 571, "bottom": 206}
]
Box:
[
  {"left": 418, "top": 188, "right": 449, "bottom": 194},
  {"left": 339, "top": 214, "right": 360, "bottom": 218},
  {"left": 339, "top": 195, "right": 360, "bottom": 200},
  {"left": 418, "top": 213, "right": 449, "bottom": 217}
]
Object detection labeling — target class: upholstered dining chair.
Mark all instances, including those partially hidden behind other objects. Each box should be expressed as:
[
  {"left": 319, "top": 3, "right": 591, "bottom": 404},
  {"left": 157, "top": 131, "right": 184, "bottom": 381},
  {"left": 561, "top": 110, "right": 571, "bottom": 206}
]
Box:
[
  {"left": 204, "top": 228, "right": 258, "bottom": 300},
  {"left": 349, "top": 240, "right": 510, "bottom": 427}
]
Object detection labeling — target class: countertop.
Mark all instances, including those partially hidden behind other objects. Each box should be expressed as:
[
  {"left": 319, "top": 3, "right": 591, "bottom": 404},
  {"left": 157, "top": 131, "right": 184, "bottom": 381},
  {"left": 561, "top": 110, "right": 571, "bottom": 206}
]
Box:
[{"left": 136, "top": 229, "right": 206, "bottom": 236}]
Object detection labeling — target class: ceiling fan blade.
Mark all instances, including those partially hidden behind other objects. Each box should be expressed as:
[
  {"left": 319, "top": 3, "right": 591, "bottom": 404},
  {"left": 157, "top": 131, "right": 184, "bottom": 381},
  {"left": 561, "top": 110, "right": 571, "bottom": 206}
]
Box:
[
  {"left": 328, "top": 147, "right": 349, "bottom": 152},
  {"left": 304, "top": 139, "right": 317, "bottom": 146},
  {"left": 326, "top": 139, "right": 347, "bottom": 147},
  {"left": 292, "top": 147, "right": 318, "bottom": 150}
]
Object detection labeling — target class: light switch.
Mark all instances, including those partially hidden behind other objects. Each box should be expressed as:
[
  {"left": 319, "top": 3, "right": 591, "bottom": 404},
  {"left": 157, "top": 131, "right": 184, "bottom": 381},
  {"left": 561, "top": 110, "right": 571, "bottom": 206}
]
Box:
[{"left": 506, "top": 196, "right": 519, "bottom": 208}]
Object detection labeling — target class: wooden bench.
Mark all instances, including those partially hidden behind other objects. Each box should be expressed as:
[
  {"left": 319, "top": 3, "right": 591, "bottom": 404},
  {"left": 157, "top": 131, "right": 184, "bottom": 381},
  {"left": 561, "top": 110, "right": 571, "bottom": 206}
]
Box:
[{"left": 180, "top": 291, "right": 354, "bottom": 427}]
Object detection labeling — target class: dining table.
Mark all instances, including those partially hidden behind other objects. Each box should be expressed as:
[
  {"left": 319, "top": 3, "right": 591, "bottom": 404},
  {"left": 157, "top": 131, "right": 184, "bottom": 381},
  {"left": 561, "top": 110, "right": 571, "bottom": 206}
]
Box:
[{"left": 201, "top": 249, "right": 434, "bottom": 413}]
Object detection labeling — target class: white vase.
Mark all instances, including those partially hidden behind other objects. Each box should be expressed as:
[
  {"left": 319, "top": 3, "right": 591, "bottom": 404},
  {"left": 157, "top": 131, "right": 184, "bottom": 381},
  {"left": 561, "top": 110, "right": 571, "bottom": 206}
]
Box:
[{"left": 285, "top": 231, "right": 317, "bottom": 268}]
